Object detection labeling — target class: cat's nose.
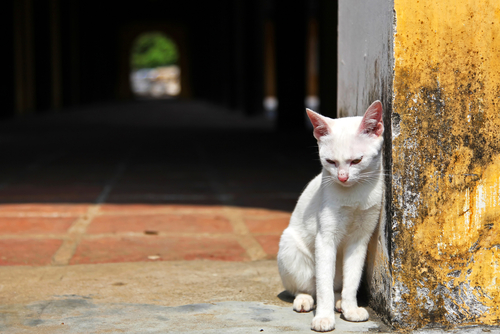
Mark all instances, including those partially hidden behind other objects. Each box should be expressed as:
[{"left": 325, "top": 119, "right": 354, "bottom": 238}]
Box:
[{"left": 338, "top": 171, "right": 349, "bottom": 182}]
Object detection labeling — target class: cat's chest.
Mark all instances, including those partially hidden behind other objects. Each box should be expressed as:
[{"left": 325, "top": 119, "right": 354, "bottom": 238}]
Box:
[
  {"left": 323, "top": 184, "right": 380, "bottom": 210},
  {"left": 324, "top": 205, "right": 376, "bottom": 236}
]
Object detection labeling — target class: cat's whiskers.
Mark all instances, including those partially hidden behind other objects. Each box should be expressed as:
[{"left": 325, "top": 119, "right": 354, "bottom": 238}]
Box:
[
  {"left": 319, "top": 172, "right": 386, "bottom": 188},
  {"left": 358, "top": 179, "right": 377, "bottom": 187},
  {"left": 362, "top": 170, "right": 388, "bottom": 176},
  {"left": 320, "top": 176, "right": 336, "bottom": 190},
  {"left": 356, "top": 173, "right": 384, "bottom": 186}
]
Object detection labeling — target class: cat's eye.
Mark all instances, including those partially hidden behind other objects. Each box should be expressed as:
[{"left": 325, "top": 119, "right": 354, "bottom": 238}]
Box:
[
  {"left": 326, "top": 159, "right": 337, "bottom": 166},
  {"left": 351, "top": 158, "right": 363, "bottom": 165}
]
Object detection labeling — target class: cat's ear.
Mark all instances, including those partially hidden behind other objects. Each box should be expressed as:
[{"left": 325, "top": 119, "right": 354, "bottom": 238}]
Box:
[
  {"left": 306, "top": 109, "right": 330, "bottom": 140},
  {"left": 358, "top": 100, "right": 384, "bottom": 137}
]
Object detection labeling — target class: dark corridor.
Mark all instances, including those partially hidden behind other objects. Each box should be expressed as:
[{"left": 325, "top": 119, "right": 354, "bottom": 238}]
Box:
[
  {"left": 3, "top": 0, "right": 338, "bottom": 126},
  {"left": 0, "top": 100, "right": 321, "bottom": 265},
  {"left": 2, "top": 0, "right": 337, "bottom": 265}
]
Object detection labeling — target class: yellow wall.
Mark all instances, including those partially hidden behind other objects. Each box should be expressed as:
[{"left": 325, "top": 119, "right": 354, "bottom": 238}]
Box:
[{"left": 392, "top": 0, "right": 500, "bottom": 327}]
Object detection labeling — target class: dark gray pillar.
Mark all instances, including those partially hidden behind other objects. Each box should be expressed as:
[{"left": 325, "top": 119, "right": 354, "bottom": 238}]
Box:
[
  {"left": 242, "top": 0, "right": 264, "bottom": 116},
  {"left": 318, "top": 0, "right": 338, "bottom": 119},
  {"left": 60, "top": 0, "right": 80, "bottom": 107},
  {"left": 2, "top": 0, "right": 15, "bottom": 118},
  {"left": 229, "top": 0, "right": 245, "bottom": 111},
  {"left": 228, "top": 0, "right": 264, "bottom": 115},
  {"left": 275, "top": 0, "right": 307, "bottom": 132},
  {"left": 33, "top": 0, "right": 53, "bottom": 112}
]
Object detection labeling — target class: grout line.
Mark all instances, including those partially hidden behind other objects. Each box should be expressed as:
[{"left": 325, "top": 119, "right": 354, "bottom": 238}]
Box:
[
  {"left": 196, "top": 144, "right": 268, "bottom": 261},
  {"left": 0, "top": 209, "right": 292, "bottom": 217},
  {"left": 222, "top": 206, "right": 267, "bottom": 261},
  {"left": 82, "top": 232, "right": 239, "bottom": 239},
  {"left": 50, "top": 206, "right": 100, "bottom": 265},
  {"left": 50, "top": 155, "right": 131, "bottom": 266},
  {"left": 97, "top": 210, "right": 291, "bottom": 218},
  {"left": 0, "top": 234, "right": 68, "bottom": 240},
  {"left": 0, "top": 231, "right": 282, "bottom": 241},
  {"left": 94, "top": 163, "right": 127, "bottom": 204},
  {"left": 0, "top": 212, "right": 83, "bottom": 218}
]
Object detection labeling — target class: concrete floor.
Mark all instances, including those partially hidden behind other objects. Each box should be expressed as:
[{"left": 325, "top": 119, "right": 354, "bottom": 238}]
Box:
[
  {"left": 2, "top": 260, "right": 496, "bottom": 333},
  {"left": 0, "top": 260, "right": 391, "bottom": 333},
  {"left": 0, "top": 100, "right": 498, "bottom": 333}
]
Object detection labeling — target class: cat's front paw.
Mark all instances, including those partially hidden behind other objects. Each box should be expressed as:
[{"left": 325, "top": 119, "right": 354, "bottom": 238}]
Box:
[
  {"left": 311, "top": 314, "right": 335, "bottom": 332},
  {"left": 335, "top": 299, "right": 342, "bottom": 313},
  {"left": 293, "top": 294, "right": 314, "bottom": 313},
  {"left": 342, "top": 307, "right": 369, "bottom": 322}
]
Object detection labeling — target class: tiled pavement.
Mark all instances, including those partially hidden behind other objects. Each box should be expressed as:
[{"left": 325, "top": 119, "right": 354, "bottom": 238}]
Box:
[{"left": 0, "top": 100, "right": 320, "bottom": 267}]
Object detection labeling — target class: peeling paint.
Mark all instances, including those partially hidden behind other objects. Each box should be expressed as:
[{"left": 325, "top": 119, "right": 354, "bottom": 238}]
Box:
[
  {"left": 434, "top": 282, "right": 491, "bottom": 323},
  {"left": 416, "top": 287, "right": 434, "bottom": 311},
  {"left": 391, "top": 0, "right": 500, "bottom": 329}
]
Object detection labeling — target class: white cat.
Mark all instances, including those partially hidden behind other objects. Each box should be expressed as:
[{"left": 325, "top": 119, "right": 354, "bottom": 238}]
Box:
[{"left": 277, "top": 101, "right": 384, "bottom": 332}]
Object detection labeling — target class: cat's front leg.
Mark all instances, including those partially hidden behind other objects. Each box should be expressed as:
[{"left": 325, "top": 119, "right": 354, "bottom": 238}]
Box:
[
  {"left": 338, "top": 234, "right": 372, "bottom": 322},
  {"left": 311, "top": 232, "right": 336, "bottom": 332}
]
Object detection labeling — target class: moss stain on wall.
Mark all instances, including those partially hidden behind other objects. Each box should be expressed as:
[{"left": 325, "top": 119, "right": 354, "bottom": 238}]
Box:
[{"left": 392, "top": 0, "right": 500, "bottom": 328}]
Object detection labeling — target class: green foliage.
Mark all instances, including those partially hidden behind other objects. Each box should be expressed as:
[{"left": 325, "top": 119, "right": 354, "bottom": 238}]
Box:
[{"left": 131, "top": 32, "right": 179, "bottom": 69}]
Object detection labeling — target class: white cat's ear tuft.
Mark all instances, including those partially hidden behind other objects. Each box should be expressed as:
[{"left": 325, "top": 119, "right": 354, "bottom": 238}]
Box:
[
  {"left": 358, "top": 101, "right": 384, "bottom": 137},
  {"left": 306, "top": 108, "right": 330, "bottom": 140}
]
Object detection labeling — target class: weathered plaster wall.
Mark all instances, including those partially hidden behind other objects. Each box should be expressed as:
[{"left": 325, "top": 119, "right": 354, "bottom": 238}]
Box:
[
  {"left": 336, "top": 0, "right": 395, "bottom": 322},
  {"left": 337, "top": 0, "right": 394, "bottom": 118},
  {"left": 391, "top": 0, "right": 500, "bottom": 328},
  {"left": 338, "top": 0, "right": 500, "bottom": 329}
]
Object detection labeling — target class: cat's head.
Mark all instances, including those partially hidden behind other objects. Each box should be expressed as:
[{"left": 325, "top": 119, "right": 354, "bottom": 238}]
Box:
[{"left": 306, "top": 101, "right": 384, "bottom": 187}]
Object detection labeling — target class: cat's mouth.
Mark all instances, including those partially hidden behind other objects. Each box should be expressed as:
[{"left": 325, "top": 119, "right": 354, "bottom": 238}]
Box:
[{"left": 336, "top": 179, "right": 354, "bottom": 187}]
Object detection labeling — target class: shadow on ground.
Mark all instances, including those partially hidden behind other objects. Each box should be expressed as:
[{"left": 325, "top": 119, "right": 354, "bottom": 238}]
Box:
[
  {"left": 0, "top": 100, "right": 397, "bottom": 333},
  {"left": 0, "top": 100, "right": 320, "bottom": 211}
]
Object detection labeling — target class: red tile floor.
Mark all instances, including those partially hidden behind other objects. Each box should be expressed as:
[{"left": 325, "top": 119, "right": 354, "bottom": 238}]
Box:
[{"left": 0, "top": 101, "right": 319, "bottom": 266}]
